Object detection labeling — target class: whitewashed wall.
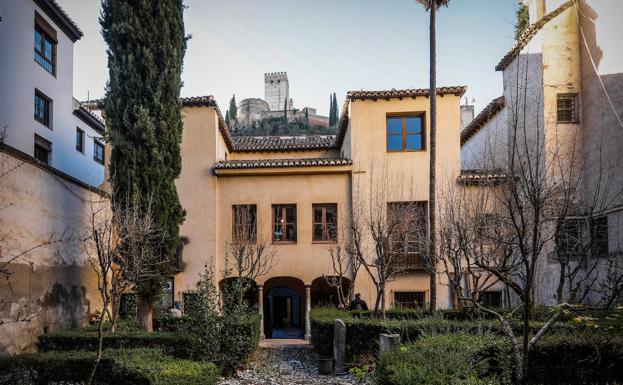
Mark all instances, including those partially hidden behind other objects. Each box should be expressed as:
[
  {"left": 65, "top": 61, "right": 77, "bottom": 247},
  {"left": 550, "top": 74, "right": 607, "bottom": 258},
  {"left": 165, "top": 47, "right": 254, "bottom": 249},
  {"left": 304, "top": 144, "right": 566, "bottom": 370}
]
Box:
[{"left": 0, "top": 0, "right": 104, "bottom": 187}]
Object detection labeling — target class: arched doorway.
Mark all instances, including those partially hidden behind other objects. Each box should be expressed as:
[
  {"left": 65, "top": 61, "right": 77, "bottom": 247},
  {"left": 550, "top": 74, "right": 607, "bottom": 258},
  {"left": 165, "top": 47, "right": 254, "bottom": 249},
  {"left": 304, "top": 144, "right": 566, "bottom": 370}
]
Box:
[
  {"left": 311, "top": 276, "right": 352, "bottom": 308},
  {"left": 263, "top": 276, "right": 305, "bottom": 339}
]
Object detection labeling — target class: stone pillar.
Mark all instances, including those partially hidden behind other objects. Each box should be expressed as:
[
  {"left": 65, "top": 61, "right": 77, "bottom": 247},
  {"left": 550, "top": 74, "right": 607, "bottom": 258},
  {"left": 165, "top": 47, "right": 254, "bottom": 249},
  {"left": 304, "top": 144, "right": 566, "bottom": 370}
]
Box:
[
  {"left": 258, "top": 285, "right": 265, "bottom": 340},
  {"left": 333, "top": 319, "right": 347, "bottom": 375},
  {"left": 379, "top": 334, "right": 401, "bottom": 354},
  {"left": 304, "top": 284, "right": 311, "bottom": 340}
]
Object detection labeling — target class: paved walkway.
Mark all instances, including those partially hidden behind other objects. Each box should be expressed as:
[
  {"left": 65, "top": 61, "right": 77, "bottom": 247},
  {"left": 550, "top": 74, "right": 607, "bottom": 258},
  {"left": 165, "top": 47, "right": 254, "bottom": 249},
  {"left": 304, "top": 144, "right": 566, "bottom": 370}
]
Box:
[{"left": 218, "top": 340, "right": 364, "bottom": 385}]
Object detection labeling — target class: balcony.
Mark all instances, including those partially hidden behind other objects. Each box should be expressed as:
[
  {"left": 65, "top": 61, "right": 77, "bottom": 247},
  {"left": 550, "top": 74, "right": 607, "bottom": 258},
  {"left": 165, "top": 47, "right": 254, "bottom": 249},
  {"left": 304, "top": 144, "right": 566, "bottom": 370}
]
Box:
[{"left": 394, "top": 252, "right": 426, "bottom": 271}]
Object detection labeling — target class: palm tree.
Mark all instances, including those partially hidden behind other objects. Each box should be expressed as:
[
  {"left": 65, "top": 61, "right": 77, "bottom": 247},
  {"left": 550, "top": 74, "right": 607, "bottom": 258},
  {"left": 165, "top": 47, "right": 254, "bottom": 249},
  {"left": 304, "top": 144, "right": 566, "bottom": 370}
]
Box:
[{"left": 417, "top": 0, "right": 449, "bottom": 311}]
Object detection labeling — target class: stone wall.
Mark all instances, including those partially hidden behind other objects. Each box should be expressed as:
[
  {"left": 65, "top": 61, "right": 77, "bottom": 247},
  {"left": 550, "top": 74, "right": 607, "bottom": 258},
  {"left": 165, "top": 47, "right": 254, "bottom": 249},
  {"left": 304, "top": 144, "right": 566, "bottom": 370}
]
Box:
[
  {"left": 237, "top": 98, "right": 269, "bottom": 126},
  {"left": 0, "top": 146, "right": 105, "bottom": 353}
]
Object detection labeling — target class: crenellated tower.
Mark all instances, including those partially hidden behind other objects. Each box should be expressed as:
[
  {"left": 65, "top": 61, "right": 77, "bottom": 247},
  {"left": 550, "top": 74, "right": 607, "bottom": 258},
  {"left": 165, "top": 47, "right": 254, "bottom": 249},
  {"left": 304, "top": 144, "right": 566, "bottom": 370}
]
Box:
[{"left": 264, "top": 72, "right": 289, "bottom": 111}]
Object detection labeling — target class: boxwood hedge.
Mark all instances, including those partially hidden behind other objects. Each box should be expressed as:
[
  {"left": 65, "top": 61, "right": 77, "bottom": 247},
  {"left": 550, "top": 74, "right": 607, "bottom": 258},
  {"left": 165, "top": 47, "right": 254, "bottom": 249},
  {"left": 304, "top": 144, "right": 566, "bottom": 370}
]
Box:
[{"left": 0, "top": 348, "right": 218, "bottom": 385}]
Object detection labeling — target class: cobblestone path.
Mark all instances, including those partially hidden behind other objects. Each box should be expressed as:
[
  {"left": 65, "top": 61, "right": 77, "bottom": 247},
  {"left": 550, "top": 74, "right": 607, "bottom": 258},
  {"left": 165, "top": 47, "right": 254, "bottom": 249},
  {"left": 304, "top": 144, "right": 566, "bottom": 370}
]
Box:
[{"left": 217, "top": 343, "right": 364, "bottom": 385}]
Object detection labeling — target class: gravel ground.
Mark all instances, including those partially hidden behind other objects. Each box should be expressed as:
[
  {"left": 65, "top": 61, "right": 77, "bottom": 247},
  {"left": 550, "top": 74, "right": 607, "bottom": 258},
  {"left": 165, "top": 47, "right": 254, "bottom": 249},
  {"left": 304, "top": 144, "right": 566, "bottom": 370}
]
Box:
[{"left": 217, "top": 345, "right": 366, "bottom": 385}]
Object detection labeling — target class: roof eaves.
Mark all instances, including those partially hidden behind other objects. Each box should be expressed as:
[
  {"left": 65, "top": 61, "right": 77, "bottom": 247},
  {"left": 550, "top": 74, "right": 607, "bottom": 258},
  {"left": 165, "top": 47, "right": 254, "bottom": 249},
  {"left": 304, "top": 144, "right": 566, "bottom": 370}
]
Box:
[
  {"left": 460, "top": 96, "right": 505, "bottom": 146},
  {"left": 495, "top": 1, "right": 574, "bottom": 71},
  {"left": 73, "top": 106, "right": 105, "bottom": 135},
  {"left": 34, "top": 0, "right": 83, "bottom": 42},
  {"left": 346, "top": 86, "right": 467, "bottom": 101}
]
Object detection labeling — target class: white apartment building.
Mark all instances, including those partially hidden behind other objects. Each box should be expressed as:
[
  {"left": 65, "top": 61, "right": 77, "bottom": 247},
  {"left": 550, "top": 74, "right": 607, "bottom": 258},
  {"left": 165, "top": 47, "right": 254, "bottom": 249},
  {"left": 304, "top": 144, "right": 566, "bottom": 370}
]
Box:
[{"left": 0, "top": 0, "right": 105, "bottom": 187}]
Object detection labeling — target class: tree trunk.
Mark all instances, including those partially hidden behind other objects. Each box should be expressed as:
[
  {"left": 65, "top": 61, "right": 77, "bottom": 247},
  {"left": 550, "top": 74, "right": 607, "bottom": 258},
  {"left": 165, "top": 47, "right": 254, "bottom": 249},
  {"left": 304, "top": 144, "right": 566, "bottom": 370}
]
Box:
[
  {"left": 428, "top": 1, "right": 438, "bottom": 311},
  {"left": 138, "top": 296, "right": 154, "bottom": 332},
  {"left": 380, "top": 283, "right": 386, "bottom": 320}
]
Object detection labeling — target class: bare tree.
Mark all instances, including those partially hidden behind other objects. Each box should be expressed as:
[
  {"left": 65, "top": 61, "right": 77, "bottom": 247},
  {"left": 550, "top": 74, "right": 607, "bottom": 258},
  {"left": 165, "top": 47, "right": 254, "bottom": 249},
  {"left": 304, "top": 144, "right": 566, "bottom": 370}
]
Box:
[
  {"left": 223, "top": 205, "right": 276, "bottom": 312},
  {"left": 437, "top": 59, "right": 623, "bottom": 382},
  {"left": 84, "top": 196, "right": 163, "bottom": 385},
  {"left": 350, "top": 166, "right": 427, "bottom": 318},
  {"left": 324, "top": 238, "right": 360, "bottom": 309}
]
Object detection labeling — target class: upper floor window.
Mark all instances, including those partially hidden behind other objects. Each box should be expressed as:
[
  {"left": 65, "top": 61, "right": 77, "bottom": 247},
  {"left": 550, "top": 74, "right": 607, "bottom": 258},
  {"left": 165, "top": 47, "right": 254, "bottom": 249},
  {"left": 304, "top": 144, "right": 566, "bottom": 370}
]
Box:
[
  {"left": 273, "top": 204, "right": 296, "bottom": 243},
  {"left": 388, "top": 201, "right": 427, "bottom": 269},
  {"left": 386, "top": 114, "right": 425, "bottom": 152},
  {"left": 34, "top": 90, "right": 52, "bottom": 128},
  {"left": 557, "top": 93, "right": 578, "bottom": 123},
  {"left": 34, "top": 13, "right": 57, "bottom": 75},
  {"left": 557, "top": 219, "right": 581, "bottom": 258},
  {"left": 93, "top": 139, "right": 105, "bottom": 165},
  {"left": 76, "top": 128, "right": 84, "bottom": 153},
  {"left": 313, "top": 204, "right": 337, "bottom": 242},
  {"left": 34, "top": 134, "right": 51, "bottom": 164},
  {"left": 232, "top": 204, "right": 257, "bottom": 243}
]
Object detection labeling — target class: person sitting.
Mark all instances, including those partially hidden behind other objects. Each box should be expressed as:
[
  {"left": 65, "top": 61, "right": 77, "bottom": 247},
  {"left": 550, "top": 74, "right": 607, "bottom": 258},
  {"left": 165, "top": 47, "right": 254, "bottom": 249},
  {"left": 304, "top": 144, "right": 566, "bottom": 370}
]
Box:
[
  {"left": 168, "top": 301, "right": 182, "bottom": 318},
  {"left": 349, "top": 293, "right": 369, "bottom": 311}
]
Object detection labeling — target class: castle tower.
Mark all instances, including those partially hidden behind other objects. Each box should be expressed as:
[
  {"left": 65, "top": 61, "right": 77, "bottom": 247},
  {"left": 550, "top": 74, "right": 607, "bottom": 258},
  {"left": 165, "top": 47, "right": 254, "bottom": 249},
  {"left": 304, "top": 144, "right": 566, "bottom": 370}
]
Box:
[{"left": 264, "top": 72, "right": 289, "bottom": 111}]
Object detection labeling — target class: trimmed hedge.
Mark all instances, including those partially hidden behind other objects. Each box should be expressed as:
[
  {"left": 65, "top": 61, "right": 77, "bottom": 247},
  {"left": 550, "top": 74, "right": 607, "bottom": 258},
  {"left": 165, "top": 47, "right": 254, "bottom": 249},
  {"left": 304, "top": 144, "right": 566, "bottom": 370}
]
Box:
[
  {"left": 373, "top": 332, "right": 623, "bottom": 385},
  {"left": 527, "top": 333, "right": 623, "bottom": 384},
  {"left": 374, "top": 333, "right": 512, "bottom": 385},
  {"left": 0, "top": 348, "right": 218, "bottom": 385},
  {"left": 37, "top": 330, "right": 203, "bottom": 360},
  {"left": 310, "top": 308, "right": 579, "bottom": 359}
]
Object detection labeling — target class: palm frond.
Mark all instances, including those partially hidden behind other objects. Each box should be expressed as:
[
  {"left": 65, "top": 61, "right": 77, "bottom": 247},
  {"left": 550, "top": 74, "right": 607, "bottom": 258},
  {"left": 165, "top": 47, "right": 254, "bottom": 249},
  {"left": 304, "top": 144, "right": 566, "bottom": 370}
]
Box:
[{"left": 416, "top": 0, "right": 450, "bottom": 11}]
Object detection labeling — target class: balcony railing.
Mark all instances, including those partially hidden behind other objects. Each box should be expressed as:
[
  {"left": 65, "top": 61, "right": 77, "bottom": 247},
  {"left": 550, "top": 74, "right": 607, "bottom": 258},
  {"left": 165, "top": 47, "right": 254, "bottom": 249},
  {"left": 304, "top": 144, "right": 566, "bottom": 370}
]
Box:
[{"left": 394, "top": 252, "right": 425, "bottom": 271}]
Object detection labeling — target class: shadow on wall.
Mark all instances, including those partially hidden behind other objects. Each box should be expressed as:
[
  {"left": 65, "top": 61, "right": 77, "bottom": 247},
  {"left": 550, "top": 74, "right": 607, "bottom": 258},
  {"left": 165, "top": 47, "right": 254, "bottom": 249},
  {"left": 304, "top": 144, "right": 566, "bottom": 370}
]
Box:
[{"left": 0, "top": 263, "right": 94, "bottom": 354}]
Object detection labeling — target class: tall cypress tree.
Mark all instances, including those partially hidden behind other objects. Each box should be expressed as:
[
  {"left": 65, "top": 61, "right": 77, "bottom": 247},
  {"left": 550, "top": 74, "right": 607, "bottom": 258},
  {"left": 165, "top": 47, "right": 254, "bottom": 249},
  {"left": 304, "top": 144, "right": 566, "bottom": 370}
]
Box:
[
  {"left": 283, "top": 97, "right": 288, "bottom": 122},
  {"left": 329, "top": 94, "right": 335, "bottom": 126},
  {"left": 332, "top": 93, "right": 339, "bottom": 126},
  {"left": 101, "top": 0, "right": 186, "bottom": 331},
  {"left": 228, "top": 94, "right": 237, "bottom": 123}
]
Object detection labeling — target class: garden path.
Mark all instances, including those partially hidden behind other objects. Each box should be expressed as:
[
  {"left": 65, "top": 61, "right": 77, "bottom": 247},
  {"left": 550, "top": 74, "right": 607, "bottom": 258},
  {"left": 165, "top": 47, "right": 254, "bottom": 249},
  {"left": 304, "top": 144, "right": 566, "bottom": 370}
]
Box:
[{"left": 217, "top": 341, "right": 365, "bottom": 385}]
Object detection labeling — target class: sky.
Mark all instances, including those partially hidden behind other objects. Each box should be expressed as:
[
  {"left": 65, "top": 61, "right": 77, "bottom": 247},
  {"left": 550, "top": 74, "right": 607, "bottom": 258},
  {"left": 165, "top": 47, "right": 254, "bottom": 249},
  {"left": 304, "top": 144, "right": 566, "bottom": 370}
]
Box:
[{"left": 61, "top": 0, "right": 520, "bottom": 116}]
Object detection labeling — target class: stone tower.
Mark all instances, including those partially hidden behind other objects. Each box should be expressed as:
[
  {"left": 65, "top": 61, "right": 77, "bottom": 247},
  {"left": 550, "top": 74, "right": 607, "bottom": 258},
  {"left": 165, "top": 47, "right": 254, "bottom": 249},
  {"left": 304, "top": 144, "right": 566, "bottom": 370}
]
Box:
[{"left": 264, "top": 72, "right": 289, "bottom": 111}]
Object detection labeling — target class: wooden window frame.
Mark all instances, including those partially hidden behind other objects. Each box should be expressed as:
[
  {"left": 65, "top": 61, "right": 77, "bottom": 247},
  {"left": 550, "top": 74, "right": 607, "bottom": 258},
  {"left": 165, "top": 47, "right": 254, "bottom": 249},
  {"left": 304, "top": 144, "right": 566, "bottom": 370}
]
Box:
[
  {"left": 232, "top": 204, "right": 257, "bottom": 243},
  {"left": 34, "top": 89, "right": 52, "bottom": 128},
  {"left": 556, "top": 93, "right": 579, "bottom": 123},
  {"left": 93, "top": 139, "right": 105, "bottom": 165},
  {"left": 312, "top": 203, "right": 338, "bottom": 243},
  {"left": 34, "top": 12, "right": 57, "bottom": 76},
  {"left": 386, "top": 112, "right": 426, "bottom": 152},
  {"left": 76, "top": 128, "right": 84, "bottom": 154},
  {"left": 272, "top": 204, "right": 297, "bottom": 244}
]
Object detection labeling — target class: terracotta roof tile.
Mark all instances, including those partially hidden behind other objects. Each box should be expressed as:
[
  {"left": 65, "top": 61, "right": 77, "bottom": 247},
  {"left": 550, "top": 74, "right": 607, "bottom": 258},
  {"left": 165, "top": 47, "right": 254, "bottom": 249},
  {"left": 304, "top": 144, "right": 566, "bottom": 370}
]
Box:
[
  {"left": 458, "top": 169, "right": 512, "bottom": 185},
  {"left": 460, "top": 96, "right": 505, "bottom": 146},
  {"left": 346, "top": 86, "right": 467, "bottom": 101},
  {"left": 495, "top": 1, "right": 574, "bottom": 71},
  {"left": 232, "top": 135, "right": 336, "bottom": 152},
  {"left": 214, "top": 157, "right": 352, "bottom": 170}
]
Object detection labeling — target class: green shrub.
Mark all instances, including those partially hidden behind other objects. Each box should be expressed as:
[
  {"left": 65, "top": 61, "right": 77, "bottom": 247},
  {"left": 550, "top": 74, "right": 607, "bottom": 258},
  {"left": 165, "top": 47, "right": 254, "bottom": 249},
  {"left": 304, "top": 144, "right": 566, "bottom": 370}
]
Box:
[
  {"left": 219, "top": 313, "right": 261, "bottom": 374},
  {"left": 0, "top": 348, "right": 218, "bottom": 385},
  {"left": 526, "top": 332, "right": 623, "bottom": 384},
  {"left": 37, "top": 330, "right": 203, "bottom": 360},
  {"left": 310, "top": 309, "right": 578, "bottom": 360},
  {"left": 373, "top": 333, "right": 512, "bottom": 385}
]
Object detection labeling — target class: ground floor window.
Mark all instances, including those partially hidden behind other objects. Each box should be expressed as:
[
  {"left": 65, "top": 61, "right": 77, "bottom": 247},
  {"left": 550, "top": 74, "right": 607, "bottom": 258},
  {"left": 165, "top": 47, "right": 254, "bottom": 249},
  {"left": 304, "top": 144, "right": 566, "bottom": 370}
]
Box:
[
  {"left": 479, "top": 290, "right": 502, "bottom": 308},
  {"left": 393, "top": 291, "right": 425, "bottom": 308}
]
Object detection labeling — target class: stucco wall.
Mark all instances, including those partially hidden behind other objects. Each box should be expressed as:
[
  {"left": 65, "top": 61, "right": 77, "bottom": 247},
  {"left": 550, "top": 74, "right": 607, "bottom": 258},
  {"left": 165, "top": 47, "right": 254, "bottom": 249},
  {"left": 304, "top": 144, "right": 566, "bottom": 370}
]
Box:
[
  {"left": 347, "top": 94, "right": 462, "bottom": 309},
  {"left": 461, "top": 107, "right": 508, "bottom": 170},
  {"left": 0, "top": 149, "right": 104, "bottom": 354}
]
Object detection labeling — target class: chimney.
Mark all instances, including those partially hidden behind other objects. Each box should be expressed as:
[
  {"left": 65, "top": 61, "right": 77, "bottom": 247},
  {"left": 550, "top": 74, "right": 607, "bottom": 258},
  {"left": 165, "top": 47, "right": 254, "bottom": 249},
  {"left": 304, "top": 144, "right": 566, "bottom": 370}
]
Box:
[{"left": 460, "top": 104, "right": 475, "bottom": 132}]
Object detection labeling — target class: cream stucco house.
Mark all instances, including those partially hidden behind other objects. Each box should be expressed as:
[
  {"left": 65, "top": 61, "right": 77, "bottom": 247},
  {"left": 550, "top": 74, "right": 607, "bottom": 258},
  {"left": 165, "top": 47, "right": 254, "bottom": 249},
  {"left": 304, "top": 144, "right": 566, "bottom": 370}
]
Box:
[{"left": 169, "top": 87, "right": 465, "bottom": 339}]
